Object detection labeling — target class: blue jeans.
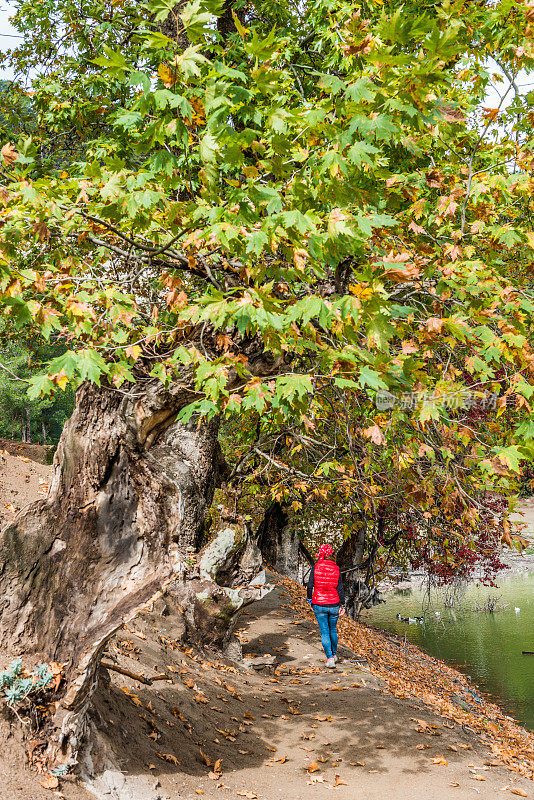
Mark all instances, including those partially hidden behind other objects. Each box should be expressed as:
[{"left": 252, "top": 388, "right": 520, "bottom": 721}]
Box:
[{"left": 312, "top": 604, "right": 339, "bottom": 659}]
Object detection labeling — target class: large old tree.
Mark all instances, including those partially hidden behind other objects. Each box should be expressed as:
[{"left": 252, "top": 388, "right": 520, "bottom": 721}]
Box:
[{"left": 1, "top": 0, "right": 534, "bottom": 771}]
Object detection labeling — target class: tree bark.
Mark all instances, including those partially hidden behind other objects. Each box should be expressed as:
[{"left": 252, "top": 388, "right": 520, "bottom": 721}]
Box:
[
  {"left": 256, "top": 501, "right": 300, "bottom": 579},
  {"left": 337, "top": 521, "right": 367, "bottom": 619},
  {"left": 0, "top": 380, "right": 268, "bottom": 768},
  {"left": 337, "top": 514, "right": 385, "bottom": 618}
]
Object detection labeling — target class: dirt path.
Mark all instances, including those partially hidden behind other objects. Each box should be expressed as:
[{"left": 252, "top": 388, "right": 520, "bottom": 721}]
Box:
[
  {"left": 0, "top": 444, "right": 533, "bottom": 799},
  {"left": 0, "top": 582, "right": 533, "bottom": 800},
  {"left": 0, "top": 444, "right": 51, "bottom": 529},
  {"left": 31, "top": 578, "right": 529, "bottom": 800}
]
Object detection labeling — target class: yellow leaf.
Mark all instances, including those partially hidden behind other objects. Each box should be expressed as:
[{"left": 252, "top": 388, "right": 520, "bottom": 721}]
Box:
[
  {"left": 242, "top": 165, "right": 259, "bottom": 180},
  {"left": 158, "top": 63, "right": 175, "bottom": 88},
  {"left": 50, "top": 370, "right": 69, "bottom": 391},
  {"left": 431, "top": 756, "right": 448, "bottom": 766},
  {"left": 510, "top": 791, "right": 528, "bottom": 797},
  {"left": 125, "top": 344, "right": 142, "bottom": 361},
  {"left": 526, "top": 231, "right": 534, "bottom": 250}
]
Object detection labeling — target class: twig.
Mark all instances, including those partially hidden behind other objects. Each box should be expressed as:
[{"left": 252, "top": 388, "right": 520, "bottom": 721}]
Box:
[
  {"left": 0, "top": 360, "right": 29, "bottom": 383},
  {"left": 100, "top": 661, "right": 169, "bottom": 685}
]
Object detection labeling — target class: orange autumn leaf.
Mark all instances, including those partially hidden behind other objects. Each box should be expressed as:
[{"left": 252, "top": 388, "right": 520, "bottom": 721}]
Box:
[
  {"left": 156, "top": 752, "right": 180, "bottom": 765},
  {"left": 39, "top": 775, "right": 59, "bottom": 790}
]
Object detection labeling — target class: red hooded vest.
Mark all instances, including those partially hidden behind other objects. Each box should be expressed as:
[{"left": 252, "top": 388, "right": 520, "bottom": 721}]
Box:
[{"left": 312, "top": 559, "right": 340, "bottom": 605}]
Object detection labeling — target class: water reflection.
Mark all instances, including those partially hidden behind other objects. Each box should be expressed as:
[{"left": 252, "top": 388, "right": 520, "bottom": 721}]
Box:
[{"left": 361, "top": 571, "right": 534, "bottom": 731}]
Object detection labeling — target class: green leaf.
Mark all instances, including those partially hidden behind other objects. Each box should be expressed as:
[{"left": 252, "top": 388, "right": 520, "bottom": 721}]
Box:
[{"left": 358, "top": 366, "right": 388, "bottom": 391}]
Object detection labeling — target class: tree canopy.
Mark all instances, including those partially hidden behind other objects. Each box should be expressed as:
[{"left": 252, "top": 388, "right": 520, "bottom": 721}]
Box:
[{"left": 2, "top": 0, "right": 534, "bottom": 581}]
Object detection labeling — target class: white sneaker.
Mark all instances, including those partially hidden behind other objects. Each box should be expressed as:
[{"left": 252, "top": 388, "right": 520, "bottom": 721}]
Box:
[
  {"left": 334, "top": 655, "right": 338, "bottom": 663},
  {"left": 325, "top": 657, "right": 336, "bottom": 669}
]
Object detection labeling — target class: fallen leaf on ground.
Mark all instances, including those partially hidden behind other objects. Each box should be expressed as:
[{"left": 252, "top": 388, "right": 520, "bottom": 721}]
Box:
[
  {"left": 39, "top": 776, "right": 59, "bottom": 790},
  {"left": 236, "top": 792, "right": 257, "bottom": 799},
  {"left": 124, "top": 626, "right": 146, "bottom": 639},
  {"left": 307, "top": 775, "right": 328, "bottom": 785},
  {"left": 510, "top": 790, "right": 528, "bottom": 797},
  {"left": 274, "top": 755, "right": 288, "bottom": 763},
  {"left": 120, "top": 687, "right": 142, "bottom": 707},
  {"left": 305, "top": 761, "right": 320, "bottom": 773},
  {"left": 334, "top": 775, "right": 348, "bottom": 787},
  {"left": 449, "top": 782, "right": 460, "bottom": 787},
  {"left": 350, "top": 761, "right": 365, "bottom": 766},
  {"left": 431, "top": 756, "right": 448, "bottom": 765},
  {"left": 195, "top": 791, "right": 203, "bottom": 795},
  {"left": 156, "top": 752, "right": 180, "bottom": 765},
  {"left": 474, "top": 775, "right": 486, "bottom": 781}
]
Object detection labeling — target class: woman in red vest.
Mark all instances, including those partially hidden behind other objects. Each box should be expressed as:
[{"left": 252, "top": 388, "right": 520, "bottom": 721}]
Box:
[{"left": 306, "top": 543, "right": 345, "bottom": 668}]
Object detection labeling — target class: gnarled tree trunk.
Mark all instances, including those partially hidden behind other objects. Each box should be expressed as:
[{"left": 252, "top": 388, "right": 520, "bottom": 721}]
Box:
[
  {"left": 256, "top": 501, "right": 300, "bottom": 579},
  {"left": 337, "top": 521, "right": 367, "bottom": 619},
  {"left": 337, "top": 514, "right": 384, "bottom": 618},
  {"left": 0, "top": 380, "right": 268, "bottom": 768}
]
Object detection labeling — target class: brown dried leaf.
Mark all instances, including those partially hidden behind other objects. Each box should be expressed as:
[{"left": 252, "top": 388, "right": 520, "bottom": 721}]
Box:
[
  {"left": 305, "top": 761, "right": 320, "bottom": 773},
  {"left": 334, "top": 775, "right": 348, "bottom": 787},
  {"left": 1, "top": 142, "right": 19, "bottom": 166},
  {"left": 156, "top": 752, "right": 180, "bottom": 766},
  {"left": 431, "top": 756, "right": 448, "bottom": 766}
]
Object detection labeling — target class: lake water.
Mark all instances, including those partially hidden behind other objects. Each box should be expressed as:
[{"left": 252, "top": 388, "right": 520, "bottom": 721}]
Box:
[{"left": 361, "top": 570, "right": 534, "bottom": 731}]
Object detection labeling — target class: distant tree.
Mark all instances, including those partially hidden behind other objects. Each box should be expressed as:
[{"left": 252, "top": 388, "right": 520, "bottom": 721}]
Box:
[{"left": 0, "top": 334, "right": 74, "bottom": 445}]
